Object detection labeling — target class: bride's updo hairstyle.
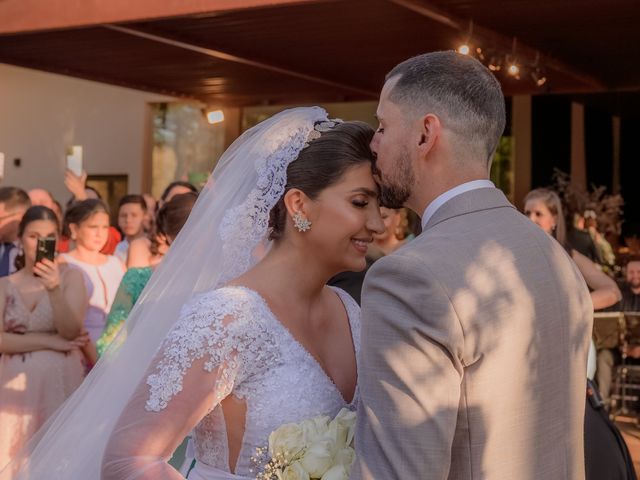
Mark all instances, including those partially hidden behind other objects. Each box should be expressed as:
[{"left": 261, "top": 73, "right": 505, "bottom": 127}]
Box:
[{"left": 268, "top": 120, "right": 375, "bottom": 240}]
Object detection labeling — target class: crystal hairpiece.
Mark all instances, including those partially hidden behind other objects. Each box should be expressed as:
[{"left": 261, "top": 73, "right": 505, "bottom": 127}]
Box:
[{"left": 304, "top": 118, "right": 343, "bottom": 147}]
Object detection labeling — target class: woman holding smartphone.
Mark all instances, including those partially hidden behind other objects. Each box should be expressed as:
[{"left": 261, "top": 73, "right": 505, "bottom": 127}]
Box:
[
  {"left": 0, "top": 206, "right": 89, "bottom": 474},
  {"left": 60, "top": 199, "right": 126, "bottom": 366}
]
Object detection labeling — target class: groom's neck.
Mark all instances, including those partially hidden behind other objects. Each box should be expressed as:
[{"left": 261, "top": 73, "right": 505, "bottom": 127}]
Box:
[{"left": 410, "top": 169, "right": 489, "bottom": 217}]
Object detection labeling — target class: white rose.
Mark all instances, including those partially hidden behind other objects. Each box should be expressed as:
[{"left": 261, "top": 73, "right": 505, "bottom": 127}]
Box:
[
  {"left": 301, "top": 415, "right": 330, "bottom": 444},
  {"left": 299, "top": 439, "right": 335, "bottom": 478},
  {"left": 334, "top": 446, "right": 355, "bottom": 467},
  {"left": 325, "top": 409, "right": 356, "bottom": 451},
  {"left": 269, "top": 423, "right": 305, "bottom": 461},
  {"left": 334, "top": 408, "right": 356, "bottom": 446},
  {"left": 320, "top": 464, "right": 350, "bottom": 480},
  {"left": 282, "top": 461, "right": 311, "bottom": 480}
]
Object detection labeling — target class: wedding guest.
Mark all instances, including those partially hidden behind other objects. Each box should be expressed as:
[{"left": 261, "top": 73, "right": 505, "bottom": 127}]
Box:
[
  {"left": 61, "top": 169, "right": 121, "bottom": 255},
  {"left": 0, "top": 188, "right": 31, "bottom": 277},
  {"left": 27, "top": 188, "right": 56, "bottom": 211},
  {"left": 524, "top": 189, "right": 621, "bottom": 310},
  {"left": 97, "top": 192, "right": 197, "bottom": 356},
  {"left": 114, "top": 195, "right": 148, "bottom": 264},
  {"left": 595, "top": 258, "right": 640, "bottom": 405},
  {"left": 568, "top": 210, "right": 603, "bottom": 264},
  {"left": 0, "top": 206, "right": 89, "bottom": 473},
  {"left": 584, "top": 209, "right": 616, "bottom": 269},
  {"left": 28, "top": 189, "right": 63, "bottom": 231},
  {"left": 373, "top": 207, "right": 411, "bottom": 255},
  {"left": 158, "top": 181, "right": 198, "bottom": 209},
  {"left": 51, "top": 200, "right": 64, "bottom": 227},
  {"left": 142, "top": 193, "right": 157, "bottom": 232},
  {"left": 59, "top": 199, "right": 125, "bottom": 366},
  {"left": 619, "top": 259, "right": 640, "bottom": 311},
  {"left": 524, "top": 187, "right": 621, "bottom": 412}
]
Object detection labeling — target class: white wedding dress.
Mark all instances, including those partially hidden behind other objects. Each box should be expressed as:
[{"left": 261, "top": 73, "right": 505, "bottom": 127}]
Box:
[{"left": 102, "top": 285, "right": 360, "bottom": 479}]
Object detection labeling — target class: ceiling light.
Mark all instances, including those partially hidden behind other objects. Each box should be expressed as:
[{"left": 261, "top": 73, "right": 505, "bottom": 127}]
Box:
[
  {"left": 457, "top": 44, "right": 471, "bottom": 55},
  {"left": 507, "top": 63, "right": 520, "bottom": 78},
  {"left": 206, "top": 110, "right": 225, "bottom": 124}
]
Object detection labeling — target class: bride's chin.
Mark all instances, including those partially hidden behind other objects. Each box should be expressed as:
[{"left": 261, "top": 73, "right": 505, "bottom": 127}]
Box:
[{"left": 342, "top": 257, "right": 367, "bottom": 273}]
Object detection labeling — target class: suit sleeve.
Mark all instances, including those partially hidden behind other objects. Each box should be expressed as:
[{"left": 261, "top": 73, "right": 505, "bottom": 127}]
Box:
[{"left": 352, "top": 251, "right": 465, "bottom": 480}]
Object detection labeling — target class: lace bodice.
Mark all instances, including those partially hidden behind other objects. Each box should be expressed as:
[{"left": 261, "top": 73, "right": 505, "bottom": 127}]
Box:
[{"left": 103, "top": 285, "right": 360, "bottom": 479}]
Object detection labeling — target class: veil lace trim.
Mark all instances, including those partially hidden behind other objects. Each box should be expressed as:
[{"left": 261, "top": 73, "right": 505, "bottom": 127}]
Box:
[{"left": 218, "top": 107, "right": 332, "bottom": 283}]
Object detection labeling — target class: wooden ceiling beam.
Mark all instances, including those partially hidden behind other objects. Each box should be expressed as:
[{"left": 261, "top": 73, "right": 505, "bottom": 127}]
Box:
[
  {"left": 388, "top": 0, "right": 607, "bottom": 91},
  {"left": 103, "top": 24, "right": 378, "bottom": 98},
  {"left": 0, "top": 0, "right": 324, "bottom": 35}
]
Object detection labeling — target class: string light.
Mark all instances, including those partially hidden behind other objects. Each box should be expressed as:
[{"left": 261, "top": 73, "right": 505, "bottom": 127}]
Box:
[
  {"left": 455, "top": 32, "right": 547, "bottom": 87},
  {"left": 488, "top": 56, "right": 502, "bottom": 71},
  {"left": 531, "top": 69, "right": 547, "bottom": 86}
]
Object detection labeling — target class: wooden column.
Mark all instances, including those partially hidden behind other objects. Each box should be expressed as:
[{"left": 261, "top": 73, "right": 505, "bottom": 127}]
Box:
[
  {"left": 612, "top": 115, "right": 621, "bottom": 194},
  {"left": 570, "top": 102, "right": 587, "bottom": 190},
  {"left": 223, "top": 107, "right": 242, "bottom": 150},
  {"left": 512, "top": 95, "right": 532, "bottom": 209}
]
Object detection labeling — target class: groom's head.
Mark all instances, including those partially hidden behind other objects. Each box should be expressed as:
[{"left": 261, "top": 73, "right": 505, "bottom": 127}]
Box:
[{"left": 372, "top": 51, "right": 506, "bottom": 211}]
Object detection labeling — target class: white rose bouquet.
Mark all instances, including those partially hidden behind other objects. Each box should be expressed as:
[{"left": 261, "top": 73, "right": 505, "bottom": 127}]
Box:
[{"left": 253, "top": 408, "right": 356, "bottom": 480}]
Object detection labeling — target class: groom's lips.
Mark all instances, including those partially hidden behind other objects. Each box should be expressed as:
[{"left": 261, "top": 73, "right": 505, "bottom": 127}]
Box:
[{"left": 352, "top": 237, "right": 372, "bottom": 254}]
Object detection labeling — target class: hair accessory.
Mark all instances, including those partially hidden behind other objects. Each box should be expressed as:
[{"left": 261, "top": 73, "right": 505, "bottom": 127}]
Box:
[{"left": 304, "top": 119, "right": 343, "bottom": 147}]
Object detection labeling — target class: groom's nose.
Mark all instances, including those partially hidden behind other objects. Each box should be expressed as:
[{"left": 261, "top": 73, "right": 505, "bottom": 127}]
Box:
[{"left": 370, "top": 135, "right": 379, "bottom": 157}]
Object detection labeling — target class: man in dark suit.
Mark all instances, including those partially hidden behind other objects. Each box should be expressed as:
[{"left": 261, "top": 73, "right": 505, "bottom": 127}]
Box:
[{"left": 0, "top": 187, "right": 31, "bottom": 276}]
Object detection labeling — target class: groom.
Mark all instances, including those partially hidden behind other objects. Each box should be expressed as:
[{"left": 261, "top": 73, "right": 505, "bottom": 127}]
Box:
[{"left": 352, "top": 52, "right": 593, "bottom": 479}]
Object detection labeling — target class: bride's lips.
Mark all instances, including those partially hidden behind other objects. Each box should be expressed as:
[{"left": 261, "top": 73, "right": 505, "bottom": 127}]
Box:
[{"left": 352, "top": 237, "right": 372, "bottom": 254}]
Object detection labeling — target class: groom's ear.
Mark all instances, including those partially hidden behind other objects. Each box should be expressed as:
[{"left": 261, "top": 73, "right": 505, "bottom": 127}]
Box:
[{"left": 417, "top": 113, "right": 441, "bottom": 157}]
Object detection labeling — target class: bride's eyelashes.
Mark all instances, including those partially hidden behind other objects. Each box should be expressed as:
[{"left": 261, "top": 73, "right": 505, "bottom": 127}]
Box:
[{"left": 351, "top": 199, "right": 369, "bottom": 208}]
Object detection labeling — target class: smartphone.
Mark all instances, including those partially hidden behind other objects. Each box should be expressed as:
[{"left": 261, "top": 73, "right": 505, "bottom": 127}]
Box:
[
  {"left": 66, "top": 145, "right": 83, "bottom": 177},
  {"left": 35, "top": 237, "right": 56, "bottom": 264}
]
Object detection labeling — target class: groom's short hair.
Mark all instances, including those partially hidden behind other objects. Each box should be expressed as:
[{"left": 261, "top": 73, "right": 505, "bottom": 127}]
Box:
[{"left": 386, "top": 51, "right": 506, "bottom": 163}]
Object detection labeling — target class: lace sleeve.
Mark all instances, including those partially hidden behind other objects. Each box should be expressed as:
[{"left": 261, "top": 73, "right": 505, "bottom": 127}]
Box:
[{"left": 102, "top": 288, "right": 278, "bottom": 479}]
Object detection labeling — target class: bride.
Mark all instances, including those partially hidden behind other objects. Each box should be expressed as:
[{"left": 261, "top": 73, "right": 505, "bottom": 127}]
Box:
[{"left": 2, "top": 107, "right": 384, "bottom": 479}]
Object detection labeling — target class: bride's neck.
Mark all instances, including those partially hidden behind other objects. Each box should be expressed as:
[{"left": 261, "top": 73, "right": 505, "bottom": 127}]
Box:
[{"left": 244, "top": 241, "right": 328, "bottom": 301}]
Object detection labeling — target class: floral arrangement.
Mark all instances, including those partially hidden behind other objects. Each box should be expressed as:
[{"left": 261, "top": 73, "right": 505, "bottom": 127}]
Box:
[
  {"left": 552, "top": 168, "right": 624, "bottom": 237},
  {"left": 253, "top": 408, "right": 356, "bottom": 480}
]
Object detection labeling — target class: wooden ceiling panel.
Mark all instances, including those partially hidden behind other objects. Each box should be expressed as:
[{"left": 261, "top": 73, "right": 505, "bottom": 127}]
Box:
[{"left": 0, "top": 0, "right": 637, "bottom": 106}]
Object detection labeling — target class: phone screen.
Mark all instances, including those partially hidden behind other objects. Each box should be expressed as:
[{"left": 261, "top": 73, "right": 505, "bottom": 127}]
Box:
[
  {"left": 66, "top": 146, "right": 83, "bottom": 177},
  {"left": 35, "top": 237, "right": 56, "bottom": 264}
]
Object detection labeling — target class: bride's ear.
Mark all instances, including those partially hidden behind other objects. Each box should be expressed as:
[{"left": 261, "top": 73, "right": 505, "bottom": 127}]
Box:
[{"left": 283, "top": 188, "right": 309, "bottom": 219}]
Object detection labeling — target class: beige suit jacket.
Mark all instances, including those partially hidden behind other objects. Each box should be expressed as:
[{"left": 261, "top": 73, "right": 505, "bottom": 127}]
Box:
[{"left": 352, "top": 187, "right": 592, "bottom": 480}]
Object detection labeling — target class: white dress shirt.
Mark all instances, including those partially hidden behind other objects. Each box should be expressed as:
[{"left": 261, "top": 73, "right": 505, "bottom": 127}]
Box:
[{"left": 421, "top": 179, "right": 495, "bottom": 230}]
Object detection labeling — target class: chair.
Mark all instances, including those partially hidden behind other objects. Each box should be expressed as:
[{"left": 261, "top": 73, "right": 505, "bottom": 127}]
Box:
[{"left": 610, "top": 312, "right": 640, "bottom": 421}]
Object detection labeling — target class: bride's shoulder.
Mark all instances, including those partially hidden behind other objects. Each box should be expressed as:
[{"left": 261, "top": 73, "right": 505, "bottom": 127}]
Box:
[
  {"left": 178, "top": 285, "right": 269, "bottom": 329},
  {"left": 327, "top": 285, "right": 361, "bottom": 315},
  {"left": 188, "top": 285, "right": 261, "bottom": 308}
]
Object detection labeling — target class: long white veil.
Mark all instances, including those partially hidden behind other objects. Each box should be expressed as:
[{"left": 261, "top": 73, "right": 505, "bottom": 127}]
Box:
[{"left": 1, "top": 106, "right": 330, "bottom": 479}]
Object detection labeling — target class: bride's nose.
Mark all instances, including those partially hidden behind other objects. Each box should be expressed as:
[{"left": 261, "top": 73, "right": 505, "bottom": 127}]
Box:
[{"left": 367, "top": 209, "right": 385, "bottom": 235}]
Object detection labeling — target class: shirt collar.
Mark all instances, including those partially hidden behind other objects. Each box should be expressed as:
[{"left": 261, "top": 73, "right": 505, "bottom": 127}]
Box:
[{"left": 421, "top": 180, "right": 495, "bottom": 230}]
